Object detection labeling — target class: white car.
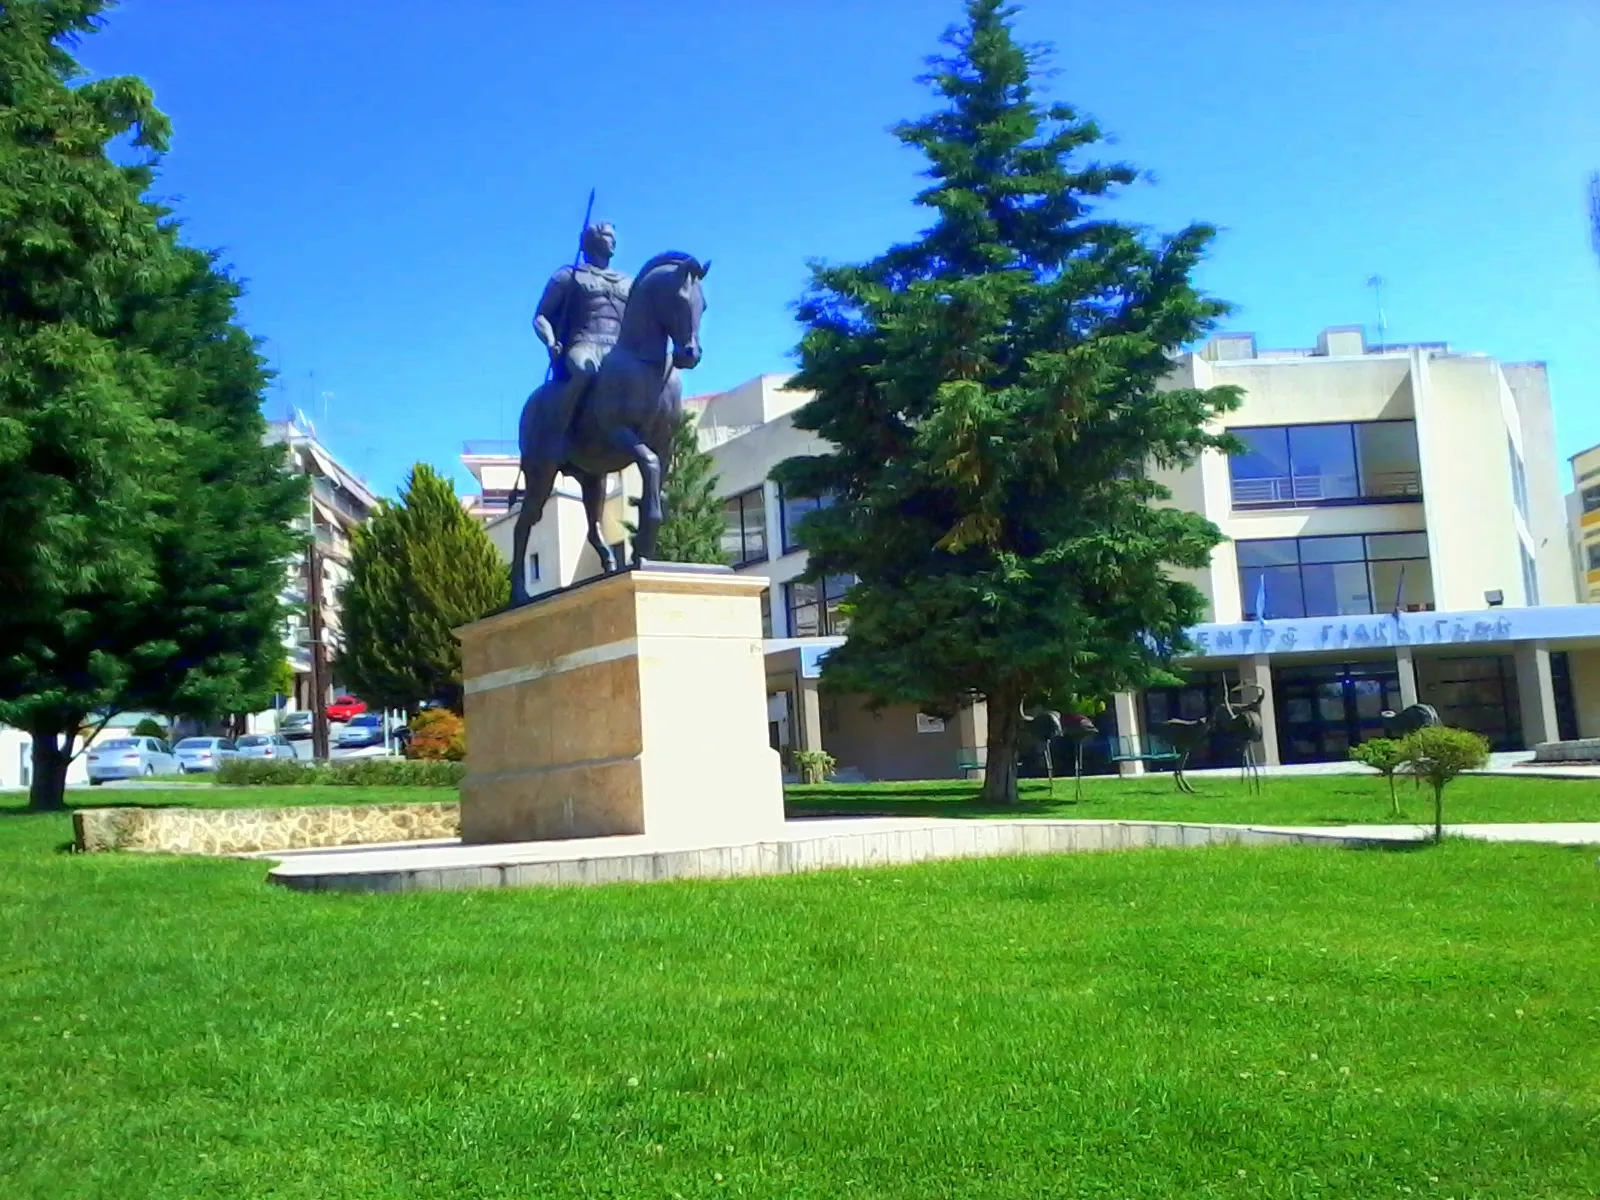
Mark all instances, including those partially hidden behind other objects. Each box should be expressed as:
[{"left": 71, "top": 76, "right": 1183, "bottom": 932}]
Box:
[
  {"left": 173, "top": 737, "right": 238, "bottom": 773},
  {"left": 86, "top": 737, "right": 178, "bottom": 785},
  {"left": 235, "top": 733, "right": 296, "bottom": 760}
]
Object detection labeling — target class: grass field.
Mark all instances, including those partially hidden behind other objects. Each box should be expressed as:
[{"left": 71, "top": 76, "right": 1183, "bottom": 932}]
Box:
[
  {"left": 789, "top": 771, "right": 1600, "bottom": 827},
  {"left": 3, "top": 795, "right": 1599, "bottom": 1197}
]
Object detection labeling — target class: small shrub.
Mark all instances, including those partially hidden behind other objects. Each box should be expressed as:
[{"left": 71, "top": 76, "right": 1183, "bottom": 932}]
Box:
[
  {"left": 1349, "top": 737, "right": 1410, "bottom": 816},
  {"left": 405, "top": 709, "right": 465, "bottom": 762},
  {"left": 1400, "top": 725, "right": 1490, "bottom": 841},
  {"left": 324, "top": 758, "right": 465, "bottom": 787},
  {"left": 132, "top": 718, "right": 168, "bottom": 740},
  {"left": 795, "top": 750, "right": 837, "bottom": 785},
  {"left": 217, "top": 758, "right": 311, "bottom": 786}
]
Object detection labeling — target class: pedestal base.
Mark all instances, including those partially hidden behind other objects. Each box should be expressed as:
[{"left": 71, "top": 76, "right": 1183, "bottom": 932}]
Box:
[{"left": 456, "top": 566, "right": 784, "bottom": 844}]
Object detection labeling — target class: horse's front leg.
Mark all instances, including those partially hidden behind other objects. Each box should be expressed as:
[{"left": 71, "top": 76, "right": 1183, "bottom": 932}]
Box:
[{"left": 605, "top": 427, "right": 661, "bottom": 565}]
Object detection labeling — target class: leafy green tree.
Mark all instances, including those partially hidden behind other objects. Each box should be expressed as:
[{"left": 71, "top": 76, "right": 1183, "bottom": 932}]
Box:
[
  {"left": 1350, "top": 737, "right": 1410, "bottom": 816},
  {"left": 775, "top": 0, "right": 1241, "bottom": 804},
  {"left": 340, "top": 464, "right": 509, "bottom": 713},
  {"left": 0, "top": 3, "right": 301, "bottom": 811},
  {"left": 1401, "top": 726, "right": 1490, "bottom": 841},
  {"left": 648, "top": 411, "right": 728, "bottom": 565}
]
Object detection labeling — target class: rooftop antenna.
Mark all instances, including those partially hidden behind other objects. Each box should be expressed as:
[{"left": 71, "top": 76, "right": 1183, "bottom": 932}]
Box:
[{"left": 1365, "top": 275, "right": 1388, "bottom": 349}]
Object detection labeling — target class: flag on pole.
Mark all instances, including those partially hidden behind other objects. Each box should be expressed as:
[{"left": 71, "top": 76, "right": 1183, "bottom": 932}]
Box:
[
  {"left": 1254, "top": 572, "right": 1268, "bottom": 623},
  {"left": 1391, "top": 564, "right": 1407, "bottom": 617}
]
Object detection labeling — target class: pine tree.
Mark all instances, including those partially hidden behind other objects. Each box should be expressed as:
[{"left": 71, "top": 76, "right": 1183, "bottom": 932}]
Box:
[
  {"left": 339, "top": 464, "right": 509, "bottom": 713},
  {"left": 647, "top": 411, "right": 727, "bottom": 565},
  {"left": 775, "top": 0, "right": 1242, "bottom": 804},
  {"left": 0, "top": 3, "right": 305, "bottom": 810}
]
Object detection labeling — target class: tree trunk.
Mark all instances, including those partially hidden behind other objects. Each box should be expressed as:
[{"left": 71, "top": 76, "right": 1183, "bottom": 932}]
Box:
[
  {"left": 1432, "top": 782, "right": 1444, "bottom": 843},
  {"left": 1387, "top": 773, "right": 1399, "bottom": 817},
  {"left": 981, "top": 690, "right": 1021, "bottom": 806},
  {"left": 28, "top": 728, "right": 73, "bottom": 813}
]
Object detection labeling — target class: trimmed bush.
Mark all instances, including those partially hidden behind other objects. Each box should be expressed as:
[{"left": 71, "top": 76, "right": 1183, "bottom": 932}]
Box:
[
  {"left": 132, "top": 718, "right": 169, "bottom": 740},
  {"left": 216, "top": 758, "right": 309, "bottom": 786},
  {"left": 214, "top": 756, "right": 463, "bottom": 788},
  {"left": 405, "top": 708, "right": 465, "bottom": 762},
  {"left": 1400, "top": 725, "right": 1491, "bottom": 841},
  {"left": 795, "top": 750, "right": 837, "bottom": 785},
  {"left": 1349, "top": 737, "right": 1409, "bottom": 815},
  {"left": 324, "top": 758, "right": 465, "bottom": 787}
]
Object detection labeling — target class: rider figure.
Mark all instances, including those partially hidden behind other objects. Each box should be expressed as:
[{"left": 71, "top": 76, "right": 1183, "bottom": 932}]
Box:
[{"left": 533, "top": 221, "right": 631, "bottom": 454}]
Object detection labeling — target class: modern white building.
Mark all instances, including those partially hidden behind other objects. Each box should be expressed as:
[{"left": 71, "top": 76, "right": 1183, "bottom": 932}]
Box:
[
  {"left": 1567, "top": 441, "right": 1600, "bottom": 604},
  {"left": 479, "top": 329, "right": 1600, "bottom": 781},
  {"left": 264, "top": 416, "right": 379, "bottom": 709}
]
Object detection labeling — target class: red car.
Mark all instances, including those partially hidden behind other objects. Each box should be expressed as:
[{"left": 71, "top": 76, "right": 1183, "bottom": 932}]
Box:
[{"left": 325, "top": 695, "right": 367, "bottom": 723}]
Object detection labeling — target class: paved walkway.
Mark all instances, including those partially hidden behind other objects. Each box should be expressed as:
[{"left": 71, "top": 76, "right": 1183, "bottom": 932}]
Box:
[{"left": 261, "top": 816, "right": 1600, "bottom": 894}]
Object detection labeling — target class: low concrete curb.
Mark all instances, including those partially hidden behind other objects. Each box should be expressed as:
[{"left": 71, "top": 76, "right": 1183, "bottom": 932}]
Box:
[{"left": 264, "top": 818, "right": 1419, "bottom": 894}]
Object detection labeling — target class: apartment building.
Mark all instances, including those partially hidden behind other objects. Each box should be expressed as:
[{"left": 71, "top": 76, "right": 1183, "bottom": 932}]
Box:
[
  {"left": 264, "top": 417, "right": 378, "bottom": 709},
  {"left": 480, "top": 329, "right": 1600, "bottom": 779},
  {"left": 1568, "top": 442, "right": 1600, "bottom": 603}
]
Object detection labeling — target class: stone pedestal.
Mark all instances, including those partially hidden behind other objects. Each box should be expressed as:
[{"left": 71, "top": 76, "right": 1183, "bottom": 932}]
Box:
[{"left": 457, "top": 565, "right": 784, "bottom": 845}]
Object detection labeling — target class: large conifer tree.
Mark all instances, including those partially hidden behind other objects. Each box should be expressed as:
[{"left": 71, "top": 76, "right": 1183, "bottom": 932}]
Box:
[
  {"left": 775, "top": 1, "right": 1242, "bottom": 803},
  {"left": 339, "top": 464, "right": 508, "bottom": 713},
  {"left": 644, "top": 412, "right": 726, "bottom": 565},
  {"left": 0, "top": 2, "right": 303, "bottom": 809}
]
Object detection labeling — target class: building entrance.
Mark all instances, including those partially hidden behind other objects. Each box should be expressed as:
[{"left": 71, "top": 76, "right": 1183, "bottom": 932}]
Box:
[{"left": 1274, "top": 661, "right": 1402, "bottom": 763}]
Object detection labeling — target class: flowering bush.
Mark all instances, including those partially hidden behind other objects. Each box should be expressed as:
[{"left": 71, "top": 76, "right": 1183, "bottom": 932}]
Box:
[{"left": 405, "top": 709, "right": 465, "bottom": 762}]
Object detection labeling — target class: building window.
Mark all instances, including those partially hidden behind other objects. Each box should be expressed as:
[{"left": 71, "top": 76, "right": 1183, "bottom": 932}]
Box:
[
  {"left": 721, "top": 488, "right": 768, "bottom": 566},
  {"left": 779, "top": 485, "right": 832, "bottom": 555},
  {"left": 1237, "top": 532, "right": 1433, "bottom": 620},
  {"left": 528, "top": 552, "right": 540, "bottom": 582},
  {"left": 785, "top": 575, "right": 855, "bottom": 638},
  {"left": 1520, "top": 545, "right": 1540, "bottom": 606},
  {"left": 1507, "top": 438, "right": 1529, "bottom": 524},
  {"left": 1588, "top": 544, "right": 1600, "bottom": 572},
  {"left": 760, "top": 587, "right": 773, "bottom": 639},
  {"left": 1229, "top": 421, "right": 1421, "bottom": 508},
  {"left": 1582, "top": 485, "right": 1600, "bottom": 515}
]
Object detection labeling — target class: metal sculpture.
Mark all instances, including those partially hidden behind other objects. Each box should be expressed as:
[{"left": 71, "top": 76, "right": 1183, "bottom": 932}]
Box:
[
  {"left": 1380, "top": 703, "right": 1440, "bottom": 739},
  {"left": 1154, "top": 682, "right": 1266, "bottom": 795},
  {"left": 1020, "top": 702, "right": 1064, "bottom": 797},
  {"left": 510, "top": 234, "right": 710, "bottom": 607}
]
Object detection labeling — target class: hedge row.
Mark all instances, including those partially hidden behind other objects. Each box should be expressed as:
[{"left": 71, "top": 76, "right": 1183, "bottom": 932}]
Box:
[{"left": 215, "top": 758, "right": 465, "bottom": 788}]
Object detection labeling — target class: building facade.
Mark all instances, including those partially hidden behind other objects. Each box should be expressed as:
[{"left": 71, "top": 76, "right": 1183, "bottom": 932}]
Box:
[
  {"left": 481, "top": 330, "right": 1600, "bottom": 781},
  {"left": 1568, "top": 442, "right": 1600, "bottom": 603},
  {"left": 264, "top": 417, "right": 378, "bottom": 710}
]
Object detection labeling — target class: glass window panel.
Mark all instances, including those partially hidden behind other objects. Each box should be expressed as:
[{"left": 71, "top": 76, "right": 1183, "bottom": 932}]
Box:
[
  {"left": 1240, "top": 565, "right": 1305, "bottom": 620},
  {"left": 781, "top": 490, "right": 826, "bottom": 553},
  {"left": 720, "top": 498, "right": 746, "bottom": 561},
  {"left": 785, "top": 582, "right": 820, "bottom": 639},
  {"left": 1300, "top": 561, "right": 1373, "bottom": 616},
  {"left": 1588, "top": 544, "right": 1600, "bottom": 571},
  {"left": 1370, "top": 559, "right": 1434, "bottom": 612},
  {"left": 741, "top": 491, "right": 767, "bottom": 561},
  {"left": 1297, "top": 536, "right": 1365, "bottom": 564},
  {"left": 1355, "top": 422, "right": 1422, "bottom": 498},
  {"left": 1583, "top": 486, "right": 1600, "bottom": 515},
  {"left": 1235, "top": 539, "right": 1299, "bottom": 567},
  {"left": 1287, "top": 425, "right": 1359, "bottom": 502},
  {"left": 1229, "top": 428, "right": 1292, "bottom": 505},
  {"left": 1365, "top": 532, "right": 1429, "bottom": 560}
]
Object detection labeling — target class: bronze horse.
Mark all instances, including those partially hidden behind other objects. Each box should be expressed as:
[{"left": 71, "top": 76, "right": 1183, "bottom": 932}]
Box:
[
  {"left": 1155, "top": 682, "right": 1266, "bottom": 795},
  {"left": 509, "top": 252, "right": 710, "bottom": 607}
]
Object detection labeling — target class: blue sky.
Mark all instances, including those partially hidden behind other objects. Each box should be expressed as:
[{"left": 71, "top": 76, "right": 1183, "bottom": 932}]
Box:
[{"left": 80, "top": 0, "right": 1600, "bottom": 497}]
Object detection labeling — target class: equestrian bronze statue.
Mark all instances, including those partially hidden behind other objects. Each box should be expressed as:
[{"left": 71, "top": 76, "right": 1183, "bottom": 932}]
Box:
[{"left": 509, "top": 219, "right": 710, "bottom": 607}]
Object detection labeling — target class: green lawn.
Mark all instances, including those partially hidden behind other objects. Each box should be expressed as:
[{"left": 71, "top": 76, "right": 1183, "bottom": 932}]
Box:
[
  {"left": 3, "top": 804, "right": 1599, "bottom": 1197},
  {"left": 789, "top": 772, "right": 1600, "bottom": 827}
]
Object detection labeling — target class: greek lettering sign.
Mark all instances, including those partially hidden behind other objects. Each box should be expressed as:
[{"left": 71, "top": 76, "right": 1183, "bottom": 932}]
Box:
[{"left": 1186, "top": 612, "right": 1515, "bottom": 658}]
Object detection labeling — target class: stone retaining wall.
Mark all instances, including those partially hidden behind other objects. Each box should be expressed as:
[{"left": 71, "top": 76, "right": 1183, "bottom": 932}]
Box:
[
  {"left": 74, "top": 803, "right": 460, "bottom": 856},
  {"left": 1532, "top": 739, "right": 1600, "bottom": 764}
]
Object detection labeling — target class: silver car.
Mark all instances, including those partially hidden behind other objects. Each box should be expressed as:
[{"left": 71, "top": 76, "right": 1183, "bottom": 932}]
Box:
[
  {"left": 173, "top": 737, "right": 238, "bottom": 774},
  {"left": 236, "top": 733, "right": 296, "bottom": 761},
  {"left": 86, "top": 737, "right": 179, "bottom": 785}
]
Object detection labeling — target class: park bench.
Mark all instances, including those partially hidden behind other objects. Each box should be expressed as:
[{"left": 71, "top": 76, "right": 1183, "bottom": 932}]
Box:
[{"left": 1105, "top": 734, "right": 1181, "bottom": 770}]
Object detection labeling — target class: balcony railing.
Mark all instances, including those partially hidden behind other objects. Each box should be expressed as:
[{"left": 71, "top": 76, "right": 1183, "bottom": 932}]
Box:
[{"left": 1231, "top": 470, "right": 1422, "bottom": 507}]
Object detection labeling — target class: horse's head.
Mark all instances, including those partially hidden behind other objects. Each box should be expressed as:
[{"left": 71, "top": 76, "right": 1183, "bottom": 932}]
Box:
[{"left": 632, "top": 252, "right": 710, "bottom": 369}]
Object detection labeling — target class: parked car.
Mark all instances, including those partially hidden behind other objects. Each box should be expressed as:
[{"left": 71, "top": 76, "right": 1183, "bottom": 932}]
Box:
[
  {"left": 278, "top": 711, "right": 314, "bottom": 740},
  {"left": 86, "top": 737, "right": 178, "bottom": 784},
  {"left": 173, "top": 737, "right": 238, "bottom": 774},
  {"left": 334, "top": 713, "right": 387, "bottom": 749},
  {"left": 236, "top": 733, "right": 296, "bottom": 760},
  {"left": 326, "top": 695, "right": 367, "bottom": 723}
]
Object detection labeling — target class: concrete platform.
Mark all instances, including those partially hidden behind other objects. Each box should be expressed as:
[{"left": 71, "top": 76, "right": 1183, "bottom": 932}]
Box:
[{"left": 260, "top": 816, "right": 1550, "bottom": 894}]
